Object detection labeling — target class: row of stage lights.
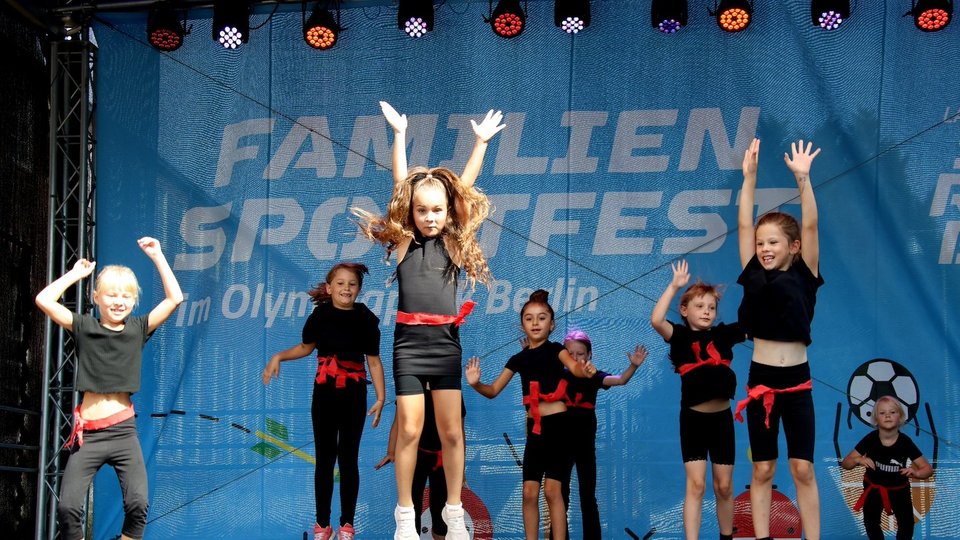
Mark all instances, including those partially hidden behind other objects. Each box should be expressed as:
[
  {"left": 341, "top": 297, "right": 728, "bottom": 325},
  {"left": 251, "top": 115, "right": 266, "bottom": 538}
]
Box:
[{"left": 147, "top": 0, "right": 954, "bottom": 52}]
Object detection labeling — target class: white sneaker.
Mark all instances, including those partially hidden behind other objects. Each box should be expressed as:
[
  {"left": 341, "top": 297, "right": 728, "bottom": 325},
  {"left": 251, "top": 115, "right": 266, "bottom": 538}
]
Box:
[
  {"left": 394, "top": 505, "right": 418, "bottom": 540},
  {"left": 441, "top": 503, "right": 469, "bottom": 540}
]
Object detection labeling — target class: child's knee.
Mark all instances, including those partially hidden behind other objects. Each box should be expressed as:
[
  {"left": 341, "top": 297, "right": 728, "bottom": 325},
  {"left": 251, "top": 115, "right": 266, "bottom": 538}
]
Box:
[
  {"left": 686, "top": 475, "right": 707, "bottom": 498},
  {"left": 752, "top": 461, "right": 776, "bottom": 483},
  {"left": 713, "top": 477, "right": 733, "bottom": 499},
  {"left": 123, "top": 489, "right": 149, "bottom": 523},
  {"left": 789, "top": 460, "right": 815, "bottom": 484},
  {"left": 522, "top": 483, "right": 540, "bottom": 504}
]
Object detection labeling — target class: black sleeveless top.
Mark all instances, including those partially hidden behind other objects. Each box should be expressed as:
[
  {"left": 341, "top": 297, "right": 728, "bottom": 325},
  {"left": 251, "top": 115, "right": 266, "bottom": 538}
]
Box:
[{"left": 393, "top": 235, "right": 463, "bottom": 377}]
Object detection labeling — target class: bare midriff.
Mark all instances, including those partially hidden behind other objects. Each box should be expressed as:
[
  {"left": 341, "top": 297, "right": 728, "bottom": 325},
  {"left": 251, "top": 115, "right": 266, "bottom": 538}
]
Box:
[
  {"left": 80, "top": 391, "right": 132, "bottom": 420},
  {"left": 752, "top": 338, "right": 808, "bottom": 367}
]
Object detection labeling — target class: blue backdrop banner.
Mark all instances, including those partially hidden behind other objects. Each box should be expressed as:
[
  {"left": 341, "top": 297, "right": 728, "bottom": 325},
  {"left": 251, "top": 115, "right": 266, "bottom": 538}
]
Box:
[{"left": 91, "top": 2, "right": 959, "bottom": 538}]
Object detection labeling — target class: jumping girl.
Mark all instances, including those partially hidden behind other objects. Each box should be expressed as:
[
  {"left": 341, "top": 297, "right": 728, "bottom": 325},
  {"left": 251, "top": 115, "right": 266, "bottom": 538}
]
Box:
[
  {"left": 561, "top": 330, "right": 647, "bottom": 539},
  {"left": 262, "top": 262, "right": 385, "bottom": 540},
  {"left": 734, "top": 138, "right": 825, "bottom": 540},
  {"left": 650, "top": 260, "right": 744, "bottom": 540},
  {"left": 36, "top": 237, "right": 183, "bottom": 540},
  {"left": 465, "top": 290, "right": 598, "bottom": 540},
  {"left": 352, "top": 101, "right": 505, "bottom": 540}
]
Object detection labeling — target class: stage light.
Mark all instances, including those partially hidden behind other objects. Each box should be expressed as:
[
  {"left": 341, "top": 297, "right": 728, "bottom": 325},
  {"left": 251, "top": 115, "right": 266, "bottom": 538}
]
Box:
[
  {"left": 304, "top": 2, "right": 342, "bottom": 49},
  {"left": 147, "top": 6, "right": 185, "bottom": 51},
  {"left": 811, "top": 0, "right": 849, "bottom": 30},
  {"left": 715, "top": 0, "right": 752, "bottom": 32},
  {"left": 398, "top": 0, "right": 433, "bottom": 38},
  {"left": 555, "top": 0, "right": 590, "bottom": 34},
  {"left": 489, "top": 0, "right": 525, "bottom": 38},
  {"left": 212, "top": 0, "right": 249, "bottom": 49},
  {"left": 652, "top": 0, "right": 688, "bottom": 33},
  {"left": 651, "top": 0, "right": 687, "bottom": 33},
  {"left": 909, "top": 0, "right": 952, "bottom": 31}
]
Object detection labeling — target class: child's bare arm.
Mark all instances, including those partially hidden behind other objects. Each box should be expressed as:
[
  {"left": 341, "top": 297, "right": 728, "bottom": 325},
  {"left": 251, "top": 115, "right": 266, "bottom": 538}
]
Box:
[
  {"left": 738, "top": 137, "right": 760, "bottom": 268},
  {"left": 35, "top": 259, "right": 97, "bottom": 330},
  {"left": 651, "top": 260, "right": 690, "bottom": 340},
  {"left": 140, "top": 237, "right": 184, "bottom": 333}
]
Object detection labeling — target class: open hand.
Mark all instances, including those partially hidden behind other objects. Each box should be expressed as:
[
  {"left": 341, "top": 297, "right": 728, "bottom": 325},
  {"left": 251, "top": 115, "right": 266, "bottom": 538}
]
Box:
[
  {"left": 742, "top": 137, "right": 760, "bottom": 176},
  {"left": 466, "top": 357, "right": 482, "bottom": 385},
  {"left": 671, "top": 260, "right": 691, "bottom": 290},
  {"left": 380, "top": 101, "right": 407, "bottom": 133},
  {"left": 71, "top": 258, "right": 97, "bottom": 278},
  {"left": 367, "top": 400, "right": 383, "bottom": 427},
  {"left": 471, "top": 109, "right": 506, "bottom": 142},
  {"left": 783, "top": 139, "right": 821, "bottom": 178},
  {"left": 628, "top": 345, "right": 648, "bottom": 367}
]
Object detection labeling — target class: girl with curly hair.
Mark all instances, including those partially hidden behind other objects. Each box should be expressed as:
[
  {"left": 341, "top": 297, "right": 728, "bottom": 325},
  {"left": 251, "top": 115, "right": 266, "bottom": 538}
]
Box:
[{"left": 353, "top": 101, "right": 505, "bottom": 540}]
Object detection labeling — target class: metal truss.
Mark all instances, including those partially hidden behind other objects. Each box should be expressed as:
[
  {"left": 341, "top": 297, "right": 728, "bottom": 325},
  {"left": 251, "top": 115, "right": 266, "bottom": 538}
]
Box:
[{"left": 36, "top": 32, "right": 97, "bottom": 540}]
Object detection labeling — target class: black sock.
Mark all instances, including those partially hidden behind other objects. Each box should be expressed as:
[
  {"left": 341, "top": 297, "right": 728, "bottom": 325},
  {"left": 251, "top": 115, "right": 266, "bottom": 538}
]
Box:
[{"left": 719, "top": 534, "right": 733, "bottom": 540}]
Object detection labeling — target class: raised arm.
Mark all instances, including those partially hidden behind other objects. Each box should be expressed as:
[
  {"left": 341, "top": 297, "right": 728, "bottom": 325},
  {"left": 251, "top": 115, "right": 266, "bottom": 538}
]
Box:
[
  {"left": 466, "top": 356, "right": 514, "bottom": 398},
  {"left": 558, "top": 348, "right": 597, "bottom": 378},
  {"left": 650, "top": 260, "right": 690, "bottom": 341},
  {"left": 139, "top": 237, "right": 184, "bottom": 333},
  {"left": 784, "top": 139, "right": 821, "bottom": 275},
  {"left": 35, "top": 259, "right": 97, "bottom": 330},
  {"left": 602, "top": 345, "right": 648, "bottom": 387},
  {"left": 262, "top": 342, "right": 317, "bottom": 385},
  {"left": 380, "top": 101, "right": 409, "bottom": 187},
  {"left": 738, "top": 137, "right": 760, "bottom": 268},
  {"left": 366, "top": 354, "right": 386, "bottom": 427},
  {"left": 459, "top": 109, "right": 505, "bottom": 189}
]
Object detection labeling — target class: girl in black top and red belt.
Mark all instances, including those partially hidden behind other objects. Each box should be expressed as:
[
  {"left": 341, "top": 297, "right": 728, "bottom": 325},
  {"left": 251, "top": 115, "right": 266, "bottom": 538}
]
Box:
[
  {"left": 561, "top": 330, "right": 647, "bottom": 539},
  {"left": 263, "top": 262, "right": 385, "bottom": 540},
  {"left": 735, "top": 138, "right": 825, "bottom": 540},
  {"left": 651, "top": 260, "right": 745, "bottom": 540},
  {"left": 352, "top": 101, "right": 505, "bottom": 540},
  {"left": 841, "top": 396, "right": 932, "bottom": 540},
  {"left": 466, "top": 290, "right": 597, "bottom": 540},
  {"left": 35, "top": 237, "right": 183, "bottom": 540}
]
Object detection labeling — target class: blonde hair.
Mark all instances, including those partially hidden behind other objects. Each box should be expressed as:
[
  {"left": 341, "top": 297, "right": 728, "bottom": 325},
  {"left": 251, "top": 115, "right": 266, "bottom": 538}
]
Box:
[
  {"left": 872, "top": 395, "right": 908, "bottom": 427},
  {"left": 94, "top": 265, "right": 141, "bottom": 306},
  {"left": 352, "top": 167, "right": 492, "bottom": 288}
]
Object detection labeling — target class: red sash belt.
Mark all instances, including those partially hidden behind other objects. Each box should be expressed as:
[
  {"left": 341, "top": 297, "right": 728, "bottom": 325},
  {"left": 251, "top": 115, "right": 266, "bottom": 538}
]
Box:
[
  {"left": 734, "top": 379, "right": 813, "bottom": 427},
  {"left": 419, "top": 447, "right": 443, "bottom": 471},
  {"left": 396, "top": 300, "right": 476, "bottom": 327},
  {"left": 315, "top": 355, "right": 366, "bottom": 388},
  {"left": 565, "top": 392, "right": 596, "bottom": 410},
  {"left": 678, "top": 342, "right": 731, "bottom": 376},
  {"left": 65, "top": 404, "right": 135, "bottom": 449},
  {"left": 523, "top": 379, "right": 569, "bottom": 435},
  {"left": 854, "top": 476, "right": 909, "bottom": 515}
]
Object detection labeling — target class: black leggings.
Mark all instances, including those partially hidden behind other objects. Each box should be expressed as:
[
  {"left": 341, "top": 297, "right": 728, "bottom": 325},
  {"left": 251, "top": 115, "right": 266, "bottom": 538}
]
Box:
[
  {"left": 562, "top": 410, "right": 601, "bottom": 539},
  {"left": 412, "top": 448, "right": 448, "bottom": 535},
  {"left": 862, "top": 485, "right": 914, "bottom": 540},
  {"left": 312, "top": 382, "right": 367, "bottom": 527},
  {"left": 59, "top": 417, "right": 148, "bottom": 540}
]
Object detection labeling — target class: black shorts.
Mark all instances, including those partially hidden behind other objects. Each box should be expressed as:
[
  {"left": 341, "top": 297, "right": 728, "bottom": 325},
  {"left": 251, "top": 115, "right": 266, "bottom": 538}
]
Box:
[
  {"left": 745, "top": 361, "right": 815, "bottom": 462},
  {"left": 395, "top": 373, "right": 462, "bottom": 396},
  {"left": 680, "top": 407, "right": 735, "bottom": 465},
  {"left": 522, "top": 413, "right": 574, "bottom": 483}
]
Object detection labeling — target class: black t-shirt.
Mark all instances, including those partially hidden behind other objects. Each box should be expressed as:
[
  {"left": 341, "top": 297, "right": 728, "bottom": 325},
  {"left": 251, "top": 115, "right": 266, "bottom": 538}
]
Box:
[
  {"left": 301, "top": 301, "right": 381, "bottom": 364},
  {"left": 737, "top": 254, "right": 824, "bottom": 345},
  {"left": 505, "top": 341, "right": 567, "bottom": 409},
  {"left": 564, "top": 370, "right": 610, "bottom": 412},
  {"left": 71, "top": 313, "right": 152, "bottom": 393},
  {"left": 667, "top": 321, "right": 744, "bottom": 409},
  {"left": 855, "top": 430, "right": 923, "bottom": 488}
]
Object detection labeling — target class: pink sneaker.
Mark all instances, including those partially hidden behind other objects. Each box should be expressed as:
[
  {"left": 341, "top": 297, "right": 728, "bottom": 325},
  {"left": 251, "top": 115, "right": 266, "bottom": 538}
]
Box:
[
  {"left": 314, "top": 523, "right": 333, "bottom": 540},
  {"left": 338, "top": 523, "right": 355, "bottom": 540}
]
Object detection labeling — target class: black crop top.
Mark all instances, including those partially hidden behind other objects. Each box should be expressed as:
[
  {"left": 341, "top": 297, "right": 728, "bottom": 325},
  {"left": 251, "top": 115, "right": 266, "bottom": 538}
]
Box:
[
  {"left": 71, "top": 312, "right": 152, "bottom": 393},
  {"left": 737, "top": 255, "right": 824, "bottom": 345},
  {"left": 505, "top": 341, "right": 567, "bottom": 407},
  {"left": 667, "top": 321, "right": 744, "bottom": 409}
]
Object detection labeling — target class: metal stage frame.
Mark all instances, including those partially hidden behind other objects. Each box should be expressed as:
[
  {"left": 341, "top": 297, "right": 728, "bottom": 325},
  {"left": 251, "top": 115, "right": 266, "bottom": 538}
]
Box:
[{"left": 36, "top": 30, "right": 97, "bottom": 540}]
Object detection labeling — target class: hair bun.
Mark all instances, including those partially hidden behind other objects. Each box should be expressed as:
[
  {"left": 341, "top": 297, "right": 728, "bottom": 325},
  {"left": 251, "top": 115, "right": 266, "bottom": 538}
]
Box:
[{"left": 529, "top": 289, "right": 549, "bottom": 303}]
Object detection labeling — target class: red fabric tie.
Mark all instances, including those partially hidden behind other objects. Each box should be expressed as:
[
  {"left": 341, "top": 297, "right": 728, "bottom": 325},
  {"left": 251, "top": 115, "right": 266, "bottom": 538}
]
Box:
[
  {"left": 396, "top": 300, "right": 476, "bottom": 327},
  {"left": 522, "top": 379, "right": 569, "bottom": 435},
  {"left": 65, "top": 404, "right": 136, "bottom": 449},
  {"left": 564, "top": 391, "right": 596, "bottom": 410},
  {"left": 315, "top": 355, "right": 366, "bottom": 388},
  {"left": 677, "top": 341, "right": 731, "bottom": 376},
  {"left": 419, "top": 448, "right": 443, "bottom": 471},
  {"left": 734, "top": 379, "right": 813, "bottom": 427},
  {"left": 853, "top": 476, "right": 908, "bottom": 515}
]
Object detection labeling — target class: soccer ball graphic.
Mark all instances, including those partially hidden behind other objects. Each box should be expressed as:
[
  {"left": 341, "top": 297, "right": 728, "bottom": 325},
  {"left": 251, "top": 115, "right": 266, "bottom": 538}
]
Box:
[{"left": 847, "top": 358, "right": 919, "bottom": 426}]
